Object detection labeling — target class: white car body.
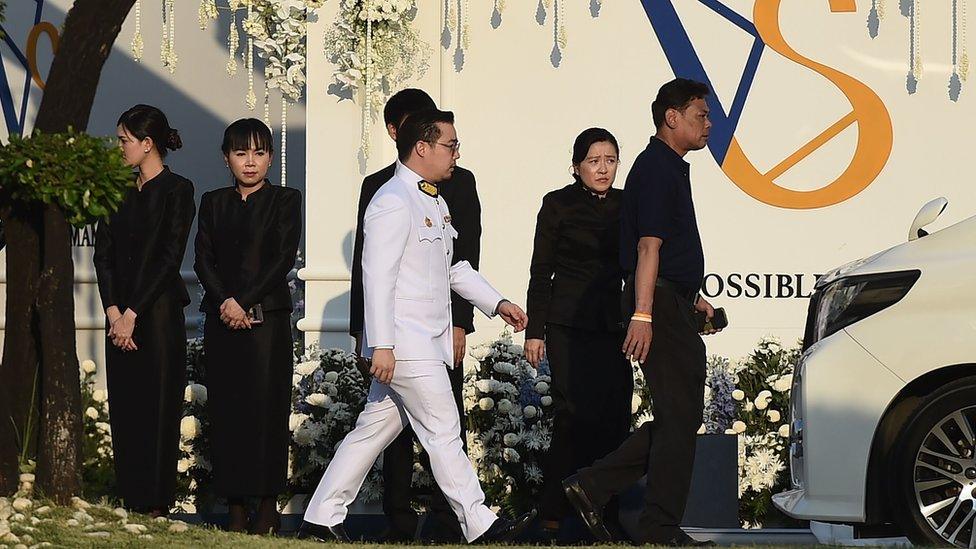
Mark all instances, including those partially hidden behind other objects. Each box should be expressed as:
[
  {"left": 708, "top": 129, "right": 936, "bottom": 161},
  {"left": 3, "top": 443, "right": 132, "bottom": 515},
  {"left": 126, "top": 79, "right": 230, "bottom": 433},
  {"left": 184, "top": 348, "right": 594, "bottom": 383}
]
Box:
[{"left": 774, "top": 203, "right": 976, "bottom": 537}]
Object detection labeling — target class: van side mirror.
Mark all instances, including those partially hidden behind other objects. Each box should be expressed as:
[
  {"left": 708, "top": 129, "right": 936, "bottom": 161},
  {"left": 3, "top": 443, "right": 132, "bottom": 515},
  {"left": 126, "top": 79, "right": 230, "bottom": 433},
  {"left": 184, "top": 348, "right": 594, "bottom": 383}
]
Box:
[{"left": 908, "top": 197, "right": 948, "bottom": 241}]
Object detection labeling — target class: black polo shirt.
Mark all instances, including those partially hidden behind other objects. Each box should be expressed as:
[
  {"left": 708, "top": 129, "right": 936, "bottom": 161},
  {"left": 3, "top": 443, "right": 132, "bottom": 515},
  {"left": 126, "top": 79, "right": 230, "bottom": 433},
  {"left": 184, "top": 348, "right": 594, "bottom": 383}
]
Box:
[{"left": 620, "top": 136, "right": 704, "bottom": 295}]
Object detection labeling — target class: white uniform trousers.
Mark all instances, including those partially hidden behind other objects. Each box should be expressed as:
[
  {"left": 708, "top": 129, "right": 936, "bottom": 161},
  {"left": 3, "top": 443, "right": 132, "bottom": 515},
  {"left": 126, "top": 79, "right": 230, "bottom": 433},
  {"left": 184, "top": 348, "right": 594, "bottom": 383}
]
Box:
[{"left": 303, "top": 360, "right": 497, "bottom": 542}]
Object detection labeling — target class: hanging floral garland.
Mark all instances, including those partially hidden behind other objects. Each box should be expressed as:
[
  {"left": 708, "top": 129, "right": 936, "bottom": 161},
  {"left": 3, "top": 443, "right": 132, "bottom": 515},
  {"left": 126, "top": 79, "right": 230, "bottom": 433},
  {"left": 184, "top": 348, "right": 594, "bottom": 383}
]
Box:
[
  {"left": 871, "top": 0, "right": 968, "bottom": 100},
  {"left": 323, "top": 0, "right": 430, "bottom": 159},
  {"left": 488, "top": 0, "right": 597, "bottom": 67}
]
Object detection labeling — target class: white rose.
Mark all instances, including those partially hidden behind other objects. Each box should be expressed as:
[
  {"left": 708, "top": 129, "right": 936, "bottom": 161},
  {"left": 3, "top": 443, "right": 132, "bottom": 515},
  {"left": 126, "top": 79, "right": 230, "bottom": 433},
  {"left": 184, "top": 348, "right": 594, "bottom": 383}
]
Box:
[
  {"left": 469, "top": 347, "right": 489, "bottom": 361},
  {"left": 631, "top": 393, "right": 643, "bottom": 414},
  {"left": 324, "top": 371, "right": 339, "bottom": 382},
  {"left": 778, "top": 424, "right": 791, "bottom": 438},
  {"left": 474, "top": 380, "right": 494, "bottom": 393},
  {"left": 180, "top": 416, "right": 201, "bottom": 440},
  {"left": 774, "top": 374, "right": 793, "bottom": 392},
  {"left": 81, "top": 360, "right": 97, "bottom": 374},
  {"left": 497, "top": 399, "right": 513, "bottom": 413},
  {"left": 95, "top": 422, "right": 111, "bottom": 433},
  {"left": 767, "top": 410, "right": 781, "bottom": 422},
  {"left": 757, "top": 389, "right": 773, "bottom": 401},
  {"left": 292, "top": 374, "right": 303, "bottom": 387},
  {"left": 732, "top": 420, "right": 747, "bottom": 434},
  {"left": 177, "top": 459, "right": 191, "bottom": 473},
  {"left": 478, "top": 397, "right": 495, "bottom": 411},
  {"left": 289, "top": 413, "right": 309, "bottom": 432},
  {"left": 508, "top": 344, "right": 523, "bottom": 355},
  {"left": 523, "top": 405, "right": 538, "bottom": 418},
  {"left": 540, "top": 396, "right": 553, "bottom": 407},
  {"left": 503, "top": 448, "right": 521, "bottom": 463},
  {"left": 296, "top": 361, "right": 319, "bottom": 376},
  {"left": 731, "top": 389, "right": 745, "bottom": 401},
  {"left": 92, "top": 389, "right": 107, "bottom": 403},
  {"left": 305, "top": 393, "right": 331, "bottom": 407},
  {"left": 184, "top": 383, "right": 208, "bottom": 405},
  {"left": 535, "top": 381, "right": 550, "bottom": 394},
  {"left": 755, "top": 398, "right": 769, "bottom": 410},
  {"left": 85, "top": 407, "right": 99, "bottom": 420},
  {"left": 503, "top": 433, "right": 519, "bottom": 447}
]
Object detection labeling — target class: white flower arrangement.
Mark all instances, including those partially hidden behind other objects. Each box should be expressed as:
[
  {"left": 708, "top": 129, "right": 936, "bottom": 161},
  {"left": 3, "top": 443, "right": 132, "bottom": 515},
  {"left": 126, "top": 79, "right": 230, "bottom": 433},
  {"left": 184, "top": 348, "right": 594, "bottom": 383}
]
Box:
[
  {"left": 323, "top": 0, "right": 430, "bottom": 157},
  {"left": 464, "top": 330, "right": 551, "bottom": 516},
  {"left": 286, "top": 346, "right": 382, "bottom": 502}
]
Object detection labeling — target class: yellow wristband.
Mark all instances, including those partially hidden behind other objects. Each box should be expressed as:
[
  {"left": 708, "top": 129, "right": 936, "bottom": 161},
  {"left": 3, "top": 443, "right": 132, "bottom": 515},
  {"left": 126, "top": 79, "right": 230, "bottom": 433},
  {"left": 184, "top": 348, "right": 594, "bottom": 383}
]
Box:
[{"left": 631, "top": 315, "right": 653, "bottom": 323}]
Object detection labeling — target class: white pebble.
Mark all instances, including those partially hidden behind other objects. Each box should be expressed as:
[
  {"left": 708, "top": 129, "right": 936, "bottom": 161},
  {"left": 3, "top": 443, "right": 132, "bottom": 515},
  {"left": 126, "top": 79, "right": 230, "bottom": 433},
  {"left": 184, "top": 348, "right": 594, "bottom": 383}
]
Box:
[
  {"left": 10, "top": 500, "right": 30, "bottom": 513},
  {"left": 112, "top": 508, "right": 127, "bottom": 520},
  {"left": 153, "top": 516, "right": 169, "bottom": 523},
  {"left": 65, "top": 519, "right": 79, "bottom": 527},
  {"left": 10, "top": 515, "right": 24, "bottom": 523},
  {"left": 69, "top": 497, "right": 90, "bottom": 509},
  {"left": 168, "top": 522, "right": 188, "bottom": 533},
  {"left": 123, "top": 523, "right": 147, "bottom": 534},
  {"left": 2, "top": 532, "right": 19, "bottom": 543},
  {"left": 85, "top": 532, "right": 111, "bottom": 538},
  {"left": 31, "top": 507, "right": 48, "bottom": 516}
]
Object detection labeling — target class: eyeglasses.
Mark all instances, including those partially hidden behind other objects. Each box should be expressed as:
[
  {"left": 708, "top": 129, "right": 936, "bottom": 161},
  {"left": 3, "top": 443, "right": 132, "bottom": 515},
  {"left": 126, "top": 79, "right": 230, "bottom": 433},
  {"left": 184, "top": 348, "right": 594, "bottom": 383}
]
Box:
[{"left": 432, "top": 140, "right": 461, "bottom": 153}]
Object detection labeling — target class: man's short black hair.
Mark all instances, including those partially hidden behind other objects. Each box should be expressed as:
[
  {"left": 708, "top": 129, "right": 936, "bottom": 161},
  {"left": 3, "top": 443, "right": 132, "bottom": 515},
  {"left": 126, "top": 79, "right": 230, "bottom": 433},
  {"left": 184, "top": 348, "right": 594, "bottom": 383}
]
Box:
[
  {"left": 651, "top": 78, "right": 711, "bottom": 128},
  {"left": 383, "top": 88, "right": 437, "bottom": 129},
  {"left": 396, "top": 109, "right": 455, "bottom": 162}
]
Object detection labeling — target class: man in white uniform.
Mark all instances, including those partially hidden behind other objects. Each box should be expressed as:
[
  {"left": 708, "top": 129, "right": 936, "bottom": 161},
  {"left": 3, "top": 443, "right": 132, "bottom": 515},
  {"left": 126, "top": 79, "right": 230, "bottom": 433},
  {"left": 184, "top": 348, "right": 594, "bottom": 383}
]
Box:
[{"left": 300, "top": 109, "right": 536, "bottom": 543}]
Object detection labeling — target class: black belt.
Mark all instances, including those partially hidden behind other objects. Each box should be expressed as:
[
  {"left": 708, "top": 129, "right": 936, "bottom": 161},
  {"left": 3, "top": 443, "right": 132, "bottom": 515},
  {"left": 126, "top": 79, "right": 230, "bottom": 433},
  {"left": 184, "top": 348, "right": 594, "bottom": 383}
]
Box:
[{"left": 655, "top": 277, "right": 699, "bottom": 303}]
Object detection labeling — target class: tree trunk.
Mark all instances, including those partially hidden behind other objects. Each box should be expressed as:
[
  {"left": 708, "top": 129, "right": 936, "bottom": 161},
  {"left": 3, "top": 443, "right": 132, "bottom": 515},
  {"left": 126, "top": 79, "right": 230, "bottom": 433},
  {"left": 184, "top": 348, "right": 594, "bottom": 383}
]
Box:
[
  {"left": 0, "top": 204, "right": 42, "bottom": 494},
  {"left": 33, "top": 0, "right": 136, "bottom": 134},
  {"left": 35, "top": 203, "right": 84, "bottom": 501},
  {"left": 27, "top": 0, "right": 135, "bottom": 503}
]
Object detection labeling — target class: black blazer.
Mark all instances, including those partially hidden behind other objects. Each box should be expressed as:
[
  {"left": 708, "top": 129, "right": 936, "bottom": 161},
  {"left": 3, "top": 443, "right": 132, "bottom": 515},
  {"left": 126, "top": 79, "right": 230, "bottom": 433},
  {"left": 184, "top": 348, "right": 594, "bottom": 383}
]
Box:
[
  {"left": 194, "top": 183, "right": 302, "bottom": 314},
  {"left": 93, "top": 168, "right": 195, "bottom": 315},
  {"left": 349, "top": 162, "right": 482, "bottom": 335},
  {"left": 525, "top": 182, "right": 626, "bottom": 339}
]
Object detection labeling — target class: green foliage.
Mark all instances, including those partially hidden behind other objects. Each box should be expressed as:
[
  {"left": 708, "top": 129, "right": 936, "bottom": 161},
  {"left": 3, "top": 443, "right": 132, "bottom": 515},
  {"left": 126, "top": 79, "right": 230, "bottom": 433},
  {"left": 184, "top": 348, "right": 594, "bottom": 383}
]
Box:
[{"left": 0, "top": 130, "right": 133, "bottom": 227}]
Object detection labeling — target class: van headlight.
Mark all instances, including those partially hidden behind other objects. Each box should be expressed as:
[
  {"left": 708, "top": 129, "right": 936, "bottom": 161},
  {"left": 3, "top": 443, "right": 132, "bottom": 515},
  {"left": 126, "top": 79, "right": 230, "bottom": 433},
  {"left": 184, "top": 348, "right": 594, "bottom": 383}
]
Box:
[{"left": 809, "top": 270, "right": 921, "bottom": 346}]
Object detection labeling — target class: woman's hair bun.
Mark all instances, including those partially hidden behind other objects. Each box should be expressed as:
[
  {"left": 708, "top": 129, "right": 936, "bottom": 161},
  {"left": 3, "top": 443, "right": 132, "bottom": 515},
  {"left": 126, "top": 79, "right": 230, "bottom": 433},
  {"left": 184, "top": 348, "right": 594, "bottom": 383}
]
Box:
[{"left": 166, "top": 128, "right": 183, "bottom": 151}]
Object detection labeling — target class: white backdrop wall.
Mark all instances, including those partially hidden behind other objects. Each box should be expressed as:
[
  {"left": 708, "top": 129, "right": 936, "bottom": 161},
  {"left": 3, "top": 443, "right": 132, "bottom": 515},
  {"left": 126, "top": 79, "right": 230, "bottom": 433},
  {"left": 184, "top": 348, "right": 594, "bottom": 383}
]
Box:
[{"left": 303, "top": 0, "right": 976, "bottom": 360}]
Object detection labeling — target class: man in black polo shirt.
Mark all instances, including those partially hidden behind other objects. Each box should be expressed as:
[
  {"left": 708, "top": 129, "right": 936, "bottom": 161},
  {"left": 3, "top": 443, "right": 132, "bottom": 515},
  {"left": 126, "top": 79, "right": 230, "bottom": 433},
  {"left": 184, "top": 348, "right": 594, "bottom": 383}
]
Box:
[
  {"left": 348, "top": 88, "right": 481, "bottom": 542},
  {"left": 562, "top": 78, "right": 720, "bottom": 546}
]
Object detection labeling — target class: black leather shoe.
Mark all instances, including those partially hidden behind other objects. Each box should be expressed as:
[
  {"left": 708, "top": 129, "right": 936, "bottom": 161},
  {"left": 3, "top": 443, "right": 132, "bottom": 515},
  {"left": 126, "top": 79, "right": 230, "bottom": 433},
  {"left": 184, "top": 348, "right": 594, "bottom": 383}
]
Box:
[
  {"left": 296, "top": 521, "right": 352, "bottom": 543},
  {"left": 472, "top": 509, "right": 537, "bottom": 543},
  {"left": 562, "top": 474, "right": 612, "bottom": 542},
  {"left": 650, "top": 530, "right": 716, "bottom": 546}
]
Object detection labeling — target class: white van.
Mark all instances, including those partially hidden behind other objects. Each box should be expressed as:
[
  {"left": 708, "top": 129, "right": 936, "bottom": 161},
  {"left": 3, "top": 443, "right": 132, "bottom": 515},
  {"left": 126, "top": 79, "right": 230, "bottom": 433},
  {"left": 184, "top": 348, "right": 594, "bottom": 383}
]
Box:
[{"left": 773, "top": 199, "right": 976, "bottom": 547}]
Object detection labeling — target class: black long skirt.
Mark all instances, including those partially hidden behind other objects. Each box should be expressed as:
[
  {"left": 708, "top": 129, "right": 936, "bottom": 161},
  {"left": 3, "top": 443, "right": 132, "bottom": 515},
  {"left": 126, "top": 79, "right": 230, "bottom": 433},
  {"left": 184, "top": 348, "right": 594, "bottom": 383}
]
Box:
[
  {"left": 539, "top": 323, "right": 634, "bottom": 520},
  {"left": 105, "top": 296, "right": 187, "bottom": 510},
  {"left": 204, "top": 310, "right": 292, "bottom": 498}
]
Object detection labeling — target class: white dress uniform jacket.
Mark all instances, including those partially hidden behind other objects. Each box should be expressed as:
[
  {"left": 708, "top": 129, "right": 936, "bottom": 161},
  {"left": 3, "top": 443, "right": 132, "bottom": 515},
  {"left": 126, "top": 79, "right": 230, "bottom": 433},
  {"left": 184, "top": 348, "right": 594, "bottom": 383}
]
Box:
[{"left": 362, "top": 162, "right": 503, "bottom": 364}]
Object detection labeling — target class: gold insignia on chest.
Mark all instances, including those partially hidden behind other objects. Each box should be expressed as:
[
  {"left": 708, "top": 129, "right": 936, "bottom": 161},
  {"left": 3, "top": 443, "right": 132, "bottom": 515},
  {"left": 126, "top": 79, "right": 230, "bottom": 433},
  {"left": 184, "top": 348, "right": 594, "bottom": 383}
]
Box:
[
  {"left": 418, "top": 180, "right": 438, "bottom": 198},
  {"left": 443, "top": 215, "right": 452, "bottom": 224},
  {"left": 424, "top": 217, "right": 433, "bottom": 227}
]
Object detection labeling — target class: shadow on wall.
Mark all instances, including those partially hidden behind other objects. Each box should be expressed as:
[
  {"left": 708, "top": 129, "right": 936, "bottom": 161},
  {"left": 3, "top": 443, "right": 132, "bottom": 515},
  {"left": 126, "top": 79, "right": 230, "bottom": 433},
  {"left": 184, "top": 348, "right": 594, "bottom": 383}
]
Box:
[{"left": 320, "top": 230, "right": 354, "bottom": 350}]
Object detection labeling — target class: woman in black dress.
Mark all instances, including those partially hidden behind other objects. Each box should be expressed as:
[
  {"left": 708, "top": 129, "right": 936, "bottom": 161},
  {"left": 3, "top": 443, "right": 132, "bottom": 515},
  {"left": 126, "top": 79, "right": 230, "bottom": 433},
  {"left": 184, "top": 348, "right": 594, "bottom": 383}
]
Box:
[
  {"left": 194, "top": 118, "right": 301, "bottom": 534},
  {"left": 94, "top": 104, "right": 195, "bottom": 515},
  {"left": 524, "top": 128, "right": 633, "bottom": 539}
]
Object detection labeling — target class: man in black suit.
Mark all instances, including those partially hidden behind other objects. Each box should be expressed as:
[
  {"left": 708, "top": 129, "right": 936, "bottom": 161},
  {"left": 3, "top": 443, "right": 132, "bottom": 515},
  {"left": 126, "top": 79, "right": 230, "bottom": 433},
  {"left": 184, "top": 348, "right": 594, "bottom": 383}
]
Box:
[{"left": 348, "top": 88, "right": 481, "bottom": 542}]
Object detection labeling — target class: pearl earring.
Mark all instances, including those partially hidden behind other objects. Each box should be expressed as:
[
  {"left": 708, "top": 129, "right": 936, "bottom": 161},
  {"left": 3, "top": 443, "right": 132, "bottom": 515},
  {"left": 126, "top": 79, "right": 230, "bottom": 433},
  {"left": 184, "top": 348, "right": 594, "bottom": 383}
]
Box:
[{"left": 144, "top": 149, "right": 150, "bottom": 153}]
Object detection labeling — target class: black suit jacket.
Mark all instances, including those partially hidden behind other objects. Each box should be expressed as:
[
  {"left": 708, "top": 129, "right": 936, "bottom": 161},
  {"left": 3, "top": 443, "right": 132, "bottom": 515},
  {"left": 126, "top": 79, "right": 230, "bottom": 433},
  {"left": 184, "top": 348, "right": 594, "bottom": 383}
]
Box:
[
  {"left": 349, "top": 162, "right": 482, "bottom": 335},
  {"left": 93, "top": 168, "right": 195, "bottom": 315},
  {"left": 525, "top": 182, "right": 626, "bottom": 339},
  {"left": 194, "top": 183, "right": 303, "bottom": 314}
]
